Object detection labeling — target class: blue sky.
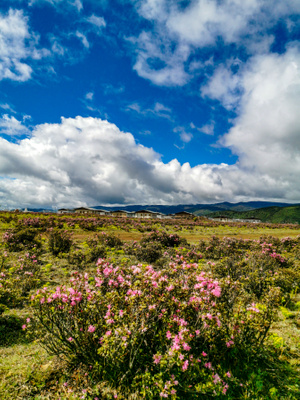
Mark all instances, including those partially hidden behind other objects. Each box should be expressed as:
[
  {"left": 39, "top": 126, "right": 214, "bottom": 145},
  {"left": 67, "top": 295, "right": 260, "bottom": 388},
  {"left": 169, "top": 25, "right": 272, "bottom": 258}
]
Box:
[{"left": 0, "top": 0, "right": 299, "bottom": 208}]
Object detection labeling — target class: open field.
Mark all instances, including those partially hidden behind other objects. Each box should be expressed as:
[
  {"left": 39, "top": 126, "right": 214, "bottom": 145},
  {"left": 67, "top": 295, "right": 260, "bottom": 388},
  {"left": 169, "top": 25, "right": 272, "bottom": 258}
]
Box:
[{"left": 0, "top": 212, "right": 300, "bottom": 399}]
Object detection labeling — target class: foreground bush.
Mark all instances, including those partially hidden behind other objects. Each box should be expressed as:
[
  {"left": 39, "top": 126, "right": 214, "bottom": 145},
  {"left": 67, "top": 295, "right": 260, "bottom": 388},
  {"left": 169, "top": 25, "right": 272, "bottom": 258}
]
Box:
[{"left": 31, "top": 257, "right": 280, "bottom": 399}]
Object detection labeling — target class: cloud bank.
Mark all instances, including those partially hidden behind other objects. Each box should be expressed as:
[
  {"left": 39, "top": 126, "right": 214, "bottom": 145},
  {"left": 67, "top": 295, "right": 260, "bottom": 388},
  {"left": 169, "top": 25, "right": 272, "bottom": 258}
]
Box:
[{"left": 1, "top": 42, "right": 300, "bottom": 212}]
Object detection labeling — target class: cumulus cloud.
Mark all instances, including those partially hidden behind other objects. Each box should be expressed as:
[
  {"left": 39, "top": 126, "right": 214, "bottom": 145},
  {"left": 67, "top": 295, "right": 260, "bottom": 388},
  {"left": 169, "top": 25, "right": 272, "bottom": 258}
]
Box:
[
  {"left": 130, "top": 0, "right": 300, "bottom": 86},
  {"left": 0, "top": 8, "right": 48, "bottom": 81},
  {"left": 0, "top": 107, "right": 299, "bottom": 209},
  {"left": 221, "top": 46, "right": 300, "bottom": 181}
]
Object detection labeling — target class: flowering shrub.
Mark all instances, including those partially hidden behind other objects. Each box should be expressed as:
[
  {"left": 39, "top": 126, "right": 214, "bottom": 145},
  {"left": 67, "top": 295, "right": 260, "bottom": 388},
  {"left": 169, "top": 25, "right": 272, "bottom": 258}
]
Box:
[
  {"left": 0, "top": 252, "right": 41, "bottom": 314},
  {"left": 197, "top": 236, "right": 252, "bottom": 260},
  {"left": 31, "top": 257, "right": 280, "bottom": 399},
  {"left": 212, "top": 246, "right": 300, "bottom": 299},
  {"left": 3, "top": 228, "right": 41, "bottom": 252}
]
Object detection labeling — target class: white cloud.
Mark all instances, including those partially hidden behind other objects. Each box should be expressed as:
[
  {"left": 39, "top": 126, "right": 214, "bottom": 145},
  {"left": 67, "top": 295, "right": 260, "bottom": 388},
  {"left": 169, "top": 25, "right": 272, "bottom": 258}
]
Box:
[
  {"left": 0, "top": 114, "right": 299, "bottom": 208},
  {"left": 130, "top": 31, "right": 190, "bottom": 86},
  {"left": 198, "top": 123, "right": 214, "bottom": 136},
  {"left": 180, "top": 131, "right": 193, "bottom": 143},
  {"left": 86, "top": 14, "right": 106, "bottom": 29},
  {"left": 130, "top": 0, "right": 300, "bottom": 86},
  {"left": 221, "top": 47, "right": 300, "bottom": 182},
  {"left": 0, "top": 114, "right": 30, "bottom": 136},
  {"left": 76, "top": 31, "right": 89, "bottom": 48},
  {"left": 0, "top": 103, "right": 16, "bottom": 113},
  {"left": 201, "top": 64, "right": 242, "bottom": 109},
  {"left": 0, "top": 9, "right": 35, "bottom": 81},
  {"left": 126, "top": 101, "right": 172, "bottom": 119},
  {"left": 85, "top": 92, "right": 94, "bottom": 100},
  {"left": 174, "top": 126, "right": 193, "bottom": 144},
  {"left": 29, "top": 0, "right": 83, "bottom": 12}
]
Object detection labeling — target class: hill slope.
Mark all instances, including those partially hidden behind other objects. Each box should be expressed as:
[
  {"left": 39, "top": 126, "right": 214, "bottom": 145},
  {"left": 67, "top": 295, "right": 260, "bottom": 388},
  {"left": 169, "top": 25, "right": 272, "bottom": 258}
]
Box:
[{"left": 209, "top": 205, "right": 300, "bottom": 224}]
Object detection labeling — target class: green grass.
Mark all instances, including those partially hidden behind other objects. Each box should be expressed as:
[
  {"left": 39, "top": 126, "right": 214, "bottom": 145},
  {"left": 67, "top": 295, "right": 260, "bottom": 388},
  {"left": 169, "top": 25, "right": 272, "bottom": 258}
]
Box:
[{"left": 0, "top": 212, "right": 300, "bottom": 399}]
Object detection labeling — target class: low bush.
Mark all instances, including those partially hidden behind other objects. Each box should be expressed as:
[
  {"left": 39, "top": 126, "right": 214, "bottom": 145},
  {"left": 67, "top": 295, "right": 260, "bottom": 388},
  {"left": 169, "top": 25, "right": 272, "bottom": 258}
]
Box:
[
  {"left": 141, "top": 230, "right": 188, "bottom": 248},
  {"left": 3, "top": 228, "right": 41, "bottom": 252},
  {"left": 97, "top": 232, "right": 123, "bottom": 248},
  {"left": 31, "top": 257, "right": 281, "bottom": 399},
  {"left": 212, "top": 249, "right": 300, "bottom": 299},
  {"left": 124, "top": 241, "right": 163, "bottom": 263},
  {"left": 48, "top": 229, "right": 73, "bottom": 256},
  {"left": 0, "top": 252, "right": 41, "bottom": 312}
]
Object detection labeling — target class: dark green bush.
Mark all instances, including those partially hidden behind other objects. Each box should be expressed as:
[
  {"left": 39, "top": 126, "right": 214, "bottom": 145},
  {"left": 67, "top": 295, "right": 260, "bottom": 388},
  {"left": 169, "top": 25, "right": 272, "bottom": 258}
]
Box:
[
  {"left": 97, "top": 232, "right": 123, "bottom": 248},
  {"left": 48, "top": 229, "right": 73, "bottom": 256},
  {"left": 141, "top": 230, "right": 188, "bottom": 248}
]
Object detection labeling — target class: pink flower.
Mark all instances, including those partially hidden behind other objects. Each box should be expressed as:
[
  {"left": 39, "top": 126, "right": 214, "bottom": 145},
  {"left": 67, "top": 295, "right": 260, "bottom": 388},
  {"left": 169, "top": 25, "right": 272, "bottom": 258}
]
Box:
[
  {"left": 201, "top": 351, "right": 207, "bottom": 357},
  {"left": 88, "top": 325, "right": 96, "bottom": 333},
  {"left": 182, "top": 360, "right": 189, "bottom": 371},
  {"left": 67, "top": 337, "right": 73, "bottom": 342},
  {"left": 26, "top": 318, "right": 30, "bottom": 323},
  {"left": 166, "top": 285, "right": 174, "bottom": 291},
  {"left": 22, "top": 324, "right": 26, "bottom": 330},
  {"left": 182, "top": 342, "right": 191, "bottom": 351},
  {"left": 166, "top": 331, "right": 172, "bottom": 339},
  {"left": 211, "top": 287, "right": 221, "bottom": 297},
  {"left": 153, "top": 354, "right": 162, "bottom": 364}
]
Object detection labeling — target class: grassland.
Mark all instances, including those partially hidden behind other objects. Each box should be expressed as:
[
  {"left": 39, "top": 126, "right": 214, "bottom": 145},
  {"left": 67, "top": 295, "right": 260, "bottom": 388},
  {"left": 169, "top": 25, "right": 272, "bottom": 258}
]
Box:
[{"left": 0, "top": 212, "right": 300, "bottom": 399}]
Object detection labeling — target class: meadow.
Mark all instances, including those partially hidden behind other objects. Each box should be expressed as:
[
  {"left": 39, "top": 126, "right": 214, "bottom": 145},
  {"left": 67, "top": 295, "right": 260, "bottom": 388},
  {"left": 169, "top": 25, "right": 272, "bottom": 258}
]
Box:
[{"left": 0, "top": 211, "right": 300, "bottom": 399}]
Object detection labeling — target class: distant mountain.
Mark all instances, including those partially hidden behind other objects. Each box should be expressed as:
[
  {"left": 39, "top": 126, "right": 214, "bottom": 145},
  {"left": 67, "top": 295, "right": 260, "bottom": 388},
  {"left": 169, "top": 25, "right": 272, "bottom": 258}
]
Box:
[
  {"left": 93, "top": 201, "right": 295, "bottom": 216},
  {"left": 208, "top": 205, "right": 300, "bottom": 224}
]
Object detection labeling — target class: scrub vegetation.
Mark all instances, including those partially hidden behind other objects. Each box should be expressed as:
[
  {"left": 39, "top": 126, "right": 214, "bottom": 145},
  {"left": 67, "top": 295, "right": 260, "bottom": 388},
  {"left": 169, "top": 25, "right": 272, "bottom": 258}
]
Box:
[{"left": 0, "top": 211, "right": 300, "bottom": 399}]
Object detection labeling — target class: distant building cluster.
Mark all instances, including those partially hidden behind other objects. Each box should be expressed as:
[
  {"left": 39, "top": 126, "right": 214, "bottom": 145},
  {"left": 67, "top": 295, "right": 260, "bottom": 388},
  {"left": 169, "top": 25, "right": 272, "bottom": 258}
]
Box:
[
  {"left": 57, "top": 207, "right": 195, "bottom": 219},
  {"left": 9, "top": 207, "right": 262, "bottom": 223}
]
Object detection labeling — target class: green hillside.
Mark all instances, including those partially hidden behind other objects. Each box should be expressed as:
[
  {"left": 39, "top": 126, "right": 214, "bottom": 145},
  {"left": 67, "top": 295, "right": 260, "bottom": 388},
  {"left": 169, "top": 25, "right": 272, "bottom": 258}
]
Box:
[{"left": 209, "top": 205, "right": 300, "bottom": 224}]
